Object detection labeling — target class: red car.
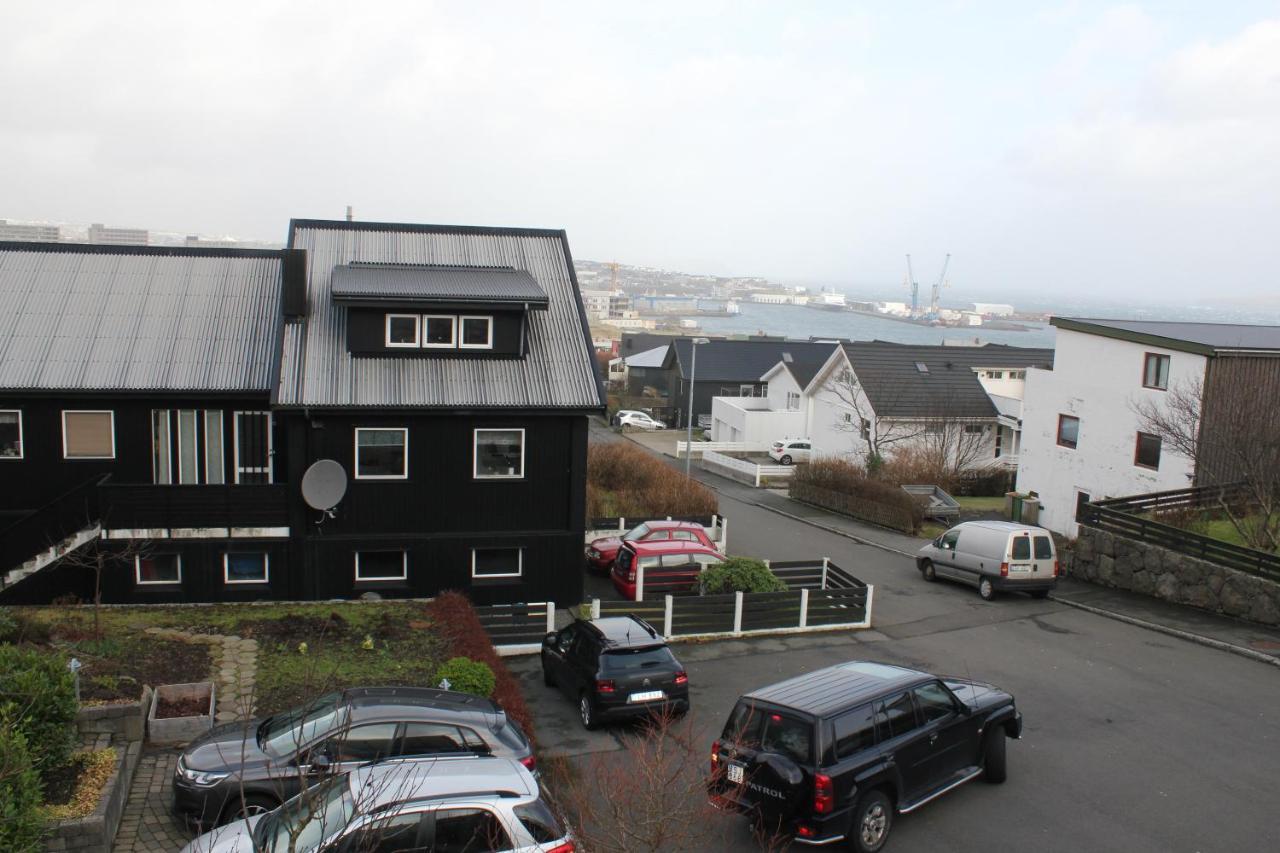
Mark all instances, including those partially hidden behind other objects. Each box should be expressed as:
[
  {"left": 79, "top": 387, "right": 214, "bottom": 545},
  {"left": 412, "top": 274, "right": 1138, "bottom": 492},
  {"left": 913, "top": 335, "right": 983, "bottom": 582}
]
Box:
[
  {"left": 611, "top": 539, "right": 725, "bottom": 601},
  {"left": 585, "top": 520, "right": 717, "bottom": 574}
]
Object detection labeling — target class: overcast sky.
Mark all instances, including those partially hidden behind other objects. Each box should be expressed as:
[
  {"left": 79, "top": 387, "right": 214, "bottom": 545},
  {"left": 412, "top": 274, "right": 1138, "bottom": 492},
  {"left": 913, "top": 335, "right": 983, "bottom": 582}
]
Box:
[{"left": 2, "top": 1, "right": 1278, "bottom": 305}]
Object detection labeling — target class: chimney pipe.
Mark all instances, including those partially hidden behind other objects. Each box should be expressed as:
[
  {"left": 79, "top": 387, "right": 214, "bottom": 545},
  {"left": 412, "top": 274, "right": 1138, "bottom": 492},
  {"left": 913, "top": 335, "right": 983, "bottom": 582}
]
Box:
[{"left": 345, "top": 205, "right": 353, "bottom": 222}]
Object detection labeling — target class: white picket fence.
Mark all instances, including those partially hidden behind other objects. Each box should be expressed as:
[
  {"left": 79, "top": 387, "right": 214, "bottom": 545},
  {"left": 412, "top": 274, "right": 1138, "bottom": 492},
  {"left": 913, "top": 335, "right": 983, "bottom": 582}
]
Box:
[
  {"left": 701, "top": 450, "right": 795, "bottom": 488},
  {"left": 675, "top": 440, "right": 770, "bottom": 458}
]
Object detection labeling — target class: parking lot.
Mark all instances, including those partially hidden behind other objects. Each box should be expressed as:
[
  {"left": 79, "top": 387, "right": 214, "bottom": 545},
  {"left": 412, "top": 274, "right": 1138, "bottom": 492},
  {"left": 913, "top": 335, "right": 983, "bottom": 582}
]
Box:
[{"left": 522, "top": 446, "right": 1280, "bottom": 851}]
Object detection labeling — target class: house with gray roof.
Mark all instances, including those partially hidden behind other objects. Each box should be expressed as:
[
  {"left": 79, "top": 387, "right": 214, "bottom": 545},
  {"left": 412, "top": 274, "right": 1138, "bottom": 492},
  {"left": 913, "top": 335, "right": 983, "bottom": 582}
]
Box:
[
  {"left": 0, "top": 220, "right": 603, "bottom": 605},
  {"left": 1017, "top": 317, "right": 1280, "bottom": 536}
]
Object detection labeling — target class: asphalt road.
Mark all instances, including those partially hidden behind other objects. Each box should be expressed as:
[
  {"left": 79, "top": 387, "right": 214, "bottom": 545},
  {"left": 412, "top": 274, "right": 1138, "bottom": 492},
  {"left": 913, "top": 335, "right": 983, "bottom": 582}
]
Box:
[{"left": 514, "top": 425, "right": 1280, "bottom": 851}]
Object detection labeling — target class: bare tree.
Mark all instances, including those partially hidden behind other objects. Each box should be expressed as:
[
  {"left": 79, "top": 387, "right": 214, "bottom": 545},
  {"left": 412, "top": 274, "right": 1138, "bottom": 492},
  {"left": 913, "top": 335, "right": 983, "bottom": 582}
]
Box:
[
  {"left": 822, "top": 365, "right": 930, "bottom": 467},
  {"left": 54, "top": 536, "right": 152, "bottom": 639},
  {"left": 912, "top": 417, "right": 997, "bottom": 480},
  {"left": 1133, "top": 376, "right": 1280, "bottom": 551}
]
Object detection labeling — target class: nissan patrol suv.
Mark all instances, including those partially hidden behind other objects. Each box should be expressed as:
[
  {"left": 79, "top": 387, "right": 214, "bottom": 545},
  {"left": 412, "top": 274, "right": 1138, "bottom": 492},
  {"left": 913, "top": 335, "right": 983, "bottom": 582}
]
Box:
[{"left": 709, "top": 661, "right": 1021, "bottom": 851}]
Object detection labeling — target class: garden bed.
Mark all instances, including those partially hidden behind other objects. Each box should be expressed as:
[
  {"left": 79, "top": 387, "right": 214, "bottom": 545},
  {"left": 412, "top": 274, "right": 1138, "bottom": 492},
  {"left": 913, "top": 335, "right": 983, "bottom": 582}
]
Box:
[{"left": 40, "top": 748, "right": 116, "bottom": 821}]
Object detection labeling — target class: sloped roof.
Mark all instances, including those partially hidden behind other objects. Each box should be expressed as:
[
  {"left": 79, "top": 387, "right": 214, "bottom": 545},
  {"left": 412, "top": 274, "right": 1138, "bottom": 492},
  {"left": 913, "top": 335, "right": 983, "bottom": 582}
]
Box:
[
  {"left": 666, "top": 339, "right": 834, "bottom": 383},
  {"left": 279, "top": 220, "right": 603, "bottom": 409},
  {"left": 331, "top": 263, "right": 548, "bottom": 307},
  {"left": 839, "top": 342, "right": 1054, "bottom": 419},
  {"left": 1053, "top": 317, "right": 1280, "bottom": 355},
  {"left": 624, "top": 345, "right": 669, "bottom": 368},
  {"left": 0, "top": 242, "right": 285, "bottom": 392}
]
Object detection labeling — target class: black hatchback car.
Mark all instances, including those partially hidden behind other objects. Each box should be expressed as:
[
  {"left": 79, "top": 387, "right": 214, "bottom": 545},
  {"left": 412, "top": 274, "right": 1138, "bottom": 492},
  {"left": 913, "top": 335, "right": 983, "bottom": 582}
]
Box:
[
  {"left": 172, "top": 686, "right": 535, "bottom": 827},
  {"left": 709, "top": 661, "right": 1021, "bottom": 852},
  {"left": 540, "top": 615, "right": 690, "bottom": 729}
]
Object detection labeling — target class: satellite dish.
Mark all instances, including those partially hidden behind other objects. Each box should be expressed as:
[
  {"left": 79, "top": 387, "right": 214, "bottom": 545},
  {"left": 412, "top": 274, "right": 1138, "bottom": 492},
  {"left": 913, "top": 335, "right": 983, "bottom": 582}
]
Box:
[{"left": 301, "top": 459, "right": 348, "bottom": 512}]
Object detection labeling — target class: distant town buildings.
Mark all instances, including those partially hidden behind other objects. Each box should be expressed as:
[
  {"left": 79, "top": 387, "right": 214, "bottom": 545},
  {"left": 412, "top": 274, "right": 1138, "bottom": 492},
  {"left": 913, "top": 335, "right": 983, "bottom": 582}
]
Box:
[
  {"left": 970, "top": 302, "right": 1015, "bottom": 317},
  {"left": 88, "top": 222, "right": 149, "bottom": 245},
  {"left": 0, "top": 220, "right": 59, "bottom": 242}
]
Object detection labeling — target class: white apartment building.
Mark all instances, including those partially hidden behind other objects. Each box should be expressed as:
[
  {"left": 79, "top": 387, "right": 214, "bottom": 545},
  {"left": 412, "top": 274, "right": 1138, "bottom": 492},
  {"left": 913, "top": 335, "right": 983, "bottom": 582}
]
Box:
[
  {"left": 0, "top": 220, "right": 60, "bottom": 242},
  {"left": 88, "top": 223, "right": 149, "bottom": 245},
  {"left": 1017, "top": 318, "right": 1280, "bottom": 536}
]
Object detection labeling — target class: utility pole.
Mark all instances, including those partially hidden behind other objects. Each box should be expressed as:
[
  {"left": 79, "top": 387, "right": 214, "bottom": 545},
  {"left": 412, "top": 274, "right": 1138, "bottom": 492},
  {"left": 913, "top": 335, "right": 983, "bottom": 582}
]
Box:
[{"left": 684, "top": 337, "right": 709, "bottom": 478}]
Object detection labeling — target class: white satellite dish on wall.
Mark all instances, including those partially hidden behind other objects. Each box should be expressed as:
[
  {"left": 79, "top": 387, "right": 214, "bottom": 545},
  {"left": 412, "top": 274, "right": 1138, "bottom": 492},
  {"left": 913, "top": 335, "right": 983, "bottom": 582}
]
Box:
[{"left": 301, "top": 459, "right": 348, "bottom": 513}]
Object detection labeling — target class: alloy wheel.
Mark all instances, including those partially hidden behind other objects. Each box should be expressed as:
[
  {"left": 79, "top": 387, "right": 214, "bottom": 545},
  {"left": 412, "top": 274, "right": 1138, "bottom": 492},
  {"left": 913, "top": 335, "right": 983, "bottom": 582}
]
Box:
[{"left": 861, "top": 801, "right": 887, "bottom": 847}]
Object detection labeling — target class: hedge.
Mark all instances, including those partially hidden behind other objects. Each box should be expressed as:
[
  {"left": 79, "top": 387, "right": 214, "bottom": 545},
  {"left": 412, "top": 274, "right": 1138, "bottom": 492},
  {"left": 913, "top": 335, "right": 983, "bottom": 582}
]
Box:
[
  {"left": 0, "top": 646, "right": 78, "bottom": 777},
  {"left": 432, "top": 657, "right": 496, "bottom": 698},
  {"left": 0, "top": 728, "right": 44, "bottom": 853},
  {"left": 700, "top": 557, "right": 786, "bottom": 594}
]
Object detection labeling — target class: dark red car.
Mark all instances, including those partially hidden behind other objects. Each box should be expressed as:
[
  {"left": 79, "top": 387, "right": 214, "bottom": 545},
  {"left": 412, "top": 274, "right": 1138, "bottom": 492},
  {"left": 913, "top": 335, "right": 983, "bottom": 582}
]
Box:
[
  {"left": 611, "top": 539, "right": 725, "bottom": 601},
  {"left": 585, "top": 520, "right": 717, "bottom": 574}
]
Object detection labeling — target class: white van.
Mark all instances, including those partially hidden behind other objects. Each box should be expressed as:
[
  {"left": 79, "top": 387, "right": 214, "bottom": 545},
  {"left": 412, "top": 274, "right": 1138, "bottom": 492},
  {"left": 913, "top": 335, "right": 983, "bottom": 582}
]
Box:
[{"left": 916, "top": 520, "right": 1059, "bottom": 601}]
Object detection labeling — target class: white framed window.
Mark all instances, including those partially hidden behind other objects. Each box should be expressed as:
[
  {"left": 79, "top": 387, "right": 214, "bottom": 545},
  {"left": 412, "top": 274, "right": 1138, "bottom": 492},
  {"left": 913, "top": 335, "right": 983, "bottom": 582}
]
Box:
[
  {"left": 472, "top": 547, "right": 523, "bottom": 579},
  {"left": 355, "top": 428, "right": 408, "bottom": 479},
  {"left": 385, "top": 314, "right": 421, "bottom": 348},
  {"left": 786, "top": 392, "right": 801, "bottom": 411},
  {"left": 459, "top": 316, "right": 494, "bottom": 350},
  {"left": 0, "top": 410, "right": 23, "bottom": 458},
  {"left": 205, "top": 411, "right": 225, "bottom": 484},
  {"left": 355, "top": 550, "right": 407, "bottom": 582},
  {"left": 153, "top": 409, "right": 224, "bottom": 484},
  {"left": 224, "top": 552, "right": 269, "bottom": 584},
  {"left": 474, "top": 428, "right": 525, "bottom": 479},
  {"left": 234, "top": 411, "right": 273, "bottom": 484},
  {"left": 136, "top": 553, "right": 181, "bottom": 585},
  {"left": 423, "top": 315, "right": 457, "bottom": 349},
  {"left": 62, "top": 410, "right": 116, "bottom": 459},
  {"left": 152, "top": 410, "right": 172, "bottom": 484},
  {"left": 177, "top": 409, "right": 199, "bottom": 484}
]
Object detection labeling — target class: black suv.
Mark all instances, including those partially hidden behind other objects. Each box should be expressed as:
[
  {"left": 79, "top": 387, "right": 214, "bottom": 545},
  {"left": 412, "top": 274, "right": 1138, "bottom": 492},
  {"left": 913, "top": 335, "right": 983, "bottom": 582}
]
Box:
[
  {"left": 708, "top": 661, "right": 1021, "bottom": 852},
  {"left": 172, "top": 686, "right": 535, "bottom": 827},
  {"left": 540, "top": 615, "right": 690, "bottom": 729}
]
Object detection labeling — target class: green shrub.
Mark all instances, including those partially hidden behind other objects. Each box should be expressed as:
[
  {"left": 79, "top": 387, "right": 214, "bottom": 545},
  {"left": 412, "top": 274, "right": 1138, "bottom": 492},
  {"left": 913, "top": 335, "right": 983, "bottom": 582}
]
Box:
[
  {"left": 0, "top": 728, "right": 45, "bottom": 852},
  {"left": 432, "top": 657, "right": 496, "bottom": 698},
  {"left": 700, "top": 557, "right": 786, "bottom": 594},
  {"left": 0, "top": 609, "right": 17, "bottom": 644},
  {"left": 0, "top": 646, "right": 78, "bottom": 776},
  {"left": 0, "top": 611, "right": 50, "bottom": 645}
]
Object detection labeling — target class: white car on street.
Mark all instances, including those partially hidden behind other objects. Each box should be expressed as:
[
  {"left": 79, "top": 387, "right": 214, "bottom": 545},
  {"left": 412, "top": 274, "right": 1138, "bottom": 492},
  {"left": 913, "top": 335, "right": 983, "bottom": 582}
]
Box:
[
  {"left": 617, "top": 411, "right": 665, "bottom": 430},
  {"left": 768, "top": 438, "right": 812, "bottom": 465}
]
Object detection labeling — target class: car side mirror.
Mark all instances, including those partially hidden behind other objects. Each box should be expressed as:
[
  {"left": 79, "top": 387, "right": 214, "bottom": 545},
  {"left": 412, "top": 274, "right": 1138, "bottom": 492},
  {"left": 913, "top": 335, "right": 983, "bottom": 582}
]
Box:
[{"left": 543, "top": 632, "right": 557, "bottom": 645}]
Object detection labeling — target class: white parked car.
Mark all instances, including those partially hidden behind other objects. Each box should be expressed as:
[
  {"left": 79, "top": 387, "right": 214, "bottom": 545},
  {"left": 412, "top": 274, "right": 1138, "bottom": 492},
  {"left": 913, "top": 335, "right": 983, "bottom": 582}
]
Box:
[
  {"left": 618, "top": 411, "right": 665, "bottom": 430},
  {"left": 768, "top": 438, "right": 812, "bottom": 465}
]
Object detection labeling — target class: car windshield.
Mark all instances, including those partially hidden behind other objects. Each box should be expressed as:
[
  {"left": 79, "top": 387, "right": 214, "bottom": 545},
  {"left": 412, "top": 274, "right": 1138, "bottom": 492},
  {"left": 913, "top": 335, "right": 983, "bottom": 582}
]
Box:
[
  {"left": 253, "top": 775, "right": 355, "bottom": 852},
  {"left": 259, "top": 692, "right": 346, "bottom": 757},
  {"left": 623, "top": 523, "right": 651, "bottom": 541},
  {"left": 602, "top": 646, "right": 677, "bottom": 671}
]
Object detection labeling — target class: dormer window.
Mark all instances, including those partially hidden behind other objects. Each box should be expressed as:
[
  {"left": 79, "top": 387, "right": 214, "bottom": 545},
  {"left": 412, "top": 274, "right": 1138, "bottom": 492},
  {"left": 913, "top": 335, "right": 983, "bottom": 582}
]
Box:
[
  {"left": 424, "top": 315, "right": 457, "bottom": 348},
  {"left": 386, "top": 314, "right": 420, "bottom": 348},
  {"left": 459, "top": 316, "right": 494, "bottom": 350}
]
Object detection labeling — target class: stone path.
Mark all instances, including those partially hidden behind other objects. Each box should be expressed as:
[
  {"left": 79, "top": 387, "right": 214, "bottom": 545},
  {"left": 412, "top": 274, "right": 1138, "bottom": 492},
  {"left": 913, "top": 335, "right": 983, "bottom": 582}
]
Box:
[
  {"left": 143, "top": 628, "right": 260, "bottom": 723},
  {"left": 114, "top": 750, "right": 193, "bottom": 853}
]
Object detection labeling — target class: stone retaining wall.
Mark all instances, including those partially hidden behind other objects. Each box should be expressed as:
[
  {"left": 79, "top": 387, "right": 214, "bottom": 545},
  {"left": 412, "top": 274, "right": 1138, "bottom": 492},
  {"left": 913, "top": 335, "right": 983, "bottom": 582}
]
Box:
[
  {"left": 1073, "top": 527, "right": 1280, "bottom": 626},
  {"left": 74, "top": 688, "right": 150, "bottom": 747}
]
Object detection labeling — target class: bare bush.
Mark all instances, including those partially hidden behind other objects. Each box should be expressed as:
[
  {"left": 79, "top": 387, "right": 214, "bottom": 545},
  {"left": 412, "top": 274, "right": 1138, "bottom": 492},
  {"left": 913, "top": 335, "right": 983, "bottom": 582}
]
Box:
[{"left": 587, "top": 443, "right": 717, "bottom": 520}]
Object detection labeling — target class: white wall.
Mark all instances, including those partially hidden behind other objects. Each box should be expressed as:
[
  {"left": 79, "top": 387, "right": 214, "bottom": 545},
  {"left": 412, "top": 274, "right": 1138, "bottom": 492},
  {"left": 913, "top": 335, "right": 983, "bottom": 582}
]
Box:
[
  {"left": 1015, "top": 329, "right": 1205, "bottom": 535},
  {"left": 765, "top": 368, "right": 802, "bottom": 411},
  {"left": 975, "top": 370, "right": 1027, "bottom": 399},
  {"left": 710, "top": 397, "right": 804, "bottom": 444},
  {"left": 807, "top": 357, "right": 872, "bottom": 462}
]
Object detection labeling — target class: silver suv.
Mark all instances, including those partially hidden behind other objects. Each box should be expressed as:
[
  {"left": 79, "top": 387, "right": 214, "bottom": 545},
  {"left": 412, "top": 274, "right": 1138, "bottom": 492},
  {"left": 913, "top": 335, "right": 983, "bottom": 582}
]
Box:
[{"left": 180, "top": 756, "right": 572, "bottom": 853}]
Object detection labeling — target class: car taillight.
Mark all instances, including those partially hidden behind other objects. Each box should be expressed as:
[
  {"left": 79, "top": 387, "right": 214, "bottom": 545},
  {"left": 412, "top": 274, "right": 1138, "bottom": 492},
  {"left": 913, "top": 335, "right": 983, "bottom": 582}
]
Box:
[
  {"left": 547, "top": 842, "right": 576, "bottom": 853},
  {"left": 595, "top": 679, "right": 616, "bottom": 694},
  {"left": 1000, "top": 561, "right": 1009, "bottom": 577},
  {"left": 520, "top": 755, "right": 537, "bottom": 772},
  {"left": 813, "top": 773, "right": 834, "bottom": 815},
  {"left": 796, "top": 824, "right": 816, "bottom": 838},
  {"left": 674, "top": 670, "right": 688, "bottom": 685},
  {"left": 710, "top": 739, "right": 720, "bottom": 772}
]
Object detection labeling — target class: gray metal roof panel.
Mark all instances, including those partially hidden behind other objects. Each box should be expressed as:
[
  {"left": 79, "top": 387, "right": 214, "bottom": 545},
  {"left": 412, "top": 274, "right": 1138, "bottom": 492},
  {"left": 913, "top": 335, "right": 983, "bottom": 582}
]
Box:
[
  {"left": 331, "top": 263, "right": 548, "bottom": 306},
  {"left": 667, "top": 339, "right": 836, "bottom": 383},
  {"left": 0, "top": 244, "right": 283, "bottom": 392},
  {"left": 278, "top": 222, "right": 601, "bottom": 409},
  {"left": 1053, "top": 317, "right": 1280, "bottom": 353},
  {"left": 746, "top": 661, "right": 928, "bottom": 717},
  {"left": 840, "top": 342, "right": 1054, "bottom": 419}
]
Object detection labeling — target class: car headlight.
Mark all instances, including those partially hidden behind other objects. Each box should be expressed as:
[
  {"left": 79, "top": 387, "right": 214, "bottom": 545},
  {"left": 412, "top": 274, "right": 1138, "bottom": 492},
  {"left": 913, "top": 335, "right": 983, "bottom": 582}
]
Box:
[{"left": 178, "top": 763, "right": 230, "bottom": 787}]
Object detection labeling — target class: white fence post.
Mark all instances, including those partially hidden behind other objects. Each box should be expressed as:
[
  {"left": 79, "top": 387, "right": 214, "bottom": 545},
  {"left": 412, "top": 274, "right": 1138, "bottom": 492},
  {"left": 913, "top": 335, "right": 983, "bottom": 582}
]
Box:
[
  {"left": 636, "top": 561, "right": 645, "bottom": 603},
  {"left": 821, "top": 557, "right": 830, "bottom": 590},
  {"left": 721, "top": 515, "right": 729, "bottom": 550},
  {"left": 618, "top": 517, "right": 626, "bottom": 532},
  {"left": 733, "top": 591, "right": 744, "bottom": 635},
  {"left": 799, "top": 588, "right": 809, "bottom": 629},
  {"left": 664, "top": 595, "right": 674, "bottom": 638},
  {"left": 591, "top": 598, "right": 601, "bottom": 620},
  {"left": 754, "top": 467, "right": 761, "bottom": 488},
  {"left": 545, "top": 602, "right": 556, "bottom": 635},
  {"left": 862, "top": 585, "right": 874, "bottom": 628}
]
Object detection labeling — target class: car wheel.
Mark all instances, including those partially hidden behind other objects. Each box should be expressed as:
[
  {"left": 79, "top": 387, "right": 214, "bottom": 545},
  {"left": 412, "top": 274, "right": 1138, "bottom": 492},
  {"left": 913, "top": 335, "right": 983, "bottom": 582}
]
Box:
[
  {"left": 222, "top": 794, "right": 276, "bottom": 826},
  {"left": 983, "top": 730, "right": 1007, "bottom": 783},
  {"left": 579, "top": 693, "right": 599, "bottom": 730},
  {"left": 978, "top": 577, "right": 996, "bottom": 601},
  {"left": 920, "top": 560, "right": 936, "bottom": 582},
  {"left": 850, "top": 788, "right": 893, "bottom": 853},
  {"left": 780, "top": 455, "right": 793, "bottom": 465},
  {"left": 1030, "top": 589, "right": 1050, "bottom": 599}
]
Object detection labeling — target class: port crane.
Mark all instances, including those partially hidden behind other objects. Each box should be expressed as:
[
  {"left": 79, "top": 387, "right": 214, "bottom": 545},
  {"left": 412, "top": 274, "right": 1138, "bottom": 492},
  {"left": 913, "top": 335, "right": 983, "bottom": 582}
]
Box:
[
  {"left": 929, "top": 253, "right": 951, "bottom": 316},
  {"left": 904, "top": 255, "right": 919, "bottom": 315}
]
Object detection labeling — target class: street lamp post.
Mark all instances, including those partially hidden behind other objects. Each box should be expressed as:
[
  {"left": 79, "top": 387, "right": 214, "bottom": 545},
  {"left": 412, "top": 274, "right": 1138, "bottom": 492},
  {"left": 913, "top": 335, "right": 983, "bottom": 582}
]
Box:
[{"left": 685, "top": 337, "right": 710, "bottom": 478}]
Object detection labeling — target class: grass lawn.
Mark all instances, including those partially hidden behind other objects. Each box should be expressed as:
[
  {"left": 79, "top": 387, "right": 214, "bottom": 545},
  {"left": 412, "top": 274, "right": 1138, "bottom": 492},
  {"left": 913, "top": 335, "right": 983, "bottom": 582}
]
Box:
[
  {"left": 956, "top": 496, "right": 1006, "bottom": 511},
  {"left": 10, "top": 602, "right": 448, "bottom": 715},
  {"left": 1154, "top": 513, "right": 1278, "bottom": 554}
]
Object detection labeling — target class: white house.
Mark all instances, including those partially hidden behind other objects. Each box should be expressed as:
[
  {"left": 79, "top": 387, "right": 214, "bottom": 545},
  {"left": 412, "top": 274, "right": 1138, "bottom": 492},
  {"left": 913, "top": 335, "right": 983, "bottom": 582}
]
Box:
[{"left": 1016, "top": 317, "right": 1280, "bottom": 536}]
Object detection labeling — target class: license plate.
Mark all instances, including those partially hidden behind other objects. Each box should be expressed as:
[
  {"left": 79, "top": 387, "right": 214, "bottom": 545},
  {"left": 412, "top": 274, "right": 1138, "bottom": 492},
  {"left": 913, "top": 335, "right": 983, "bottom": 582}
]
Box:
[
  {"left": 727, "top": 763, "right": 745, "bottom": 784},
  {"left": 628, "top": 690, "right": 664, "bottom": 703}
]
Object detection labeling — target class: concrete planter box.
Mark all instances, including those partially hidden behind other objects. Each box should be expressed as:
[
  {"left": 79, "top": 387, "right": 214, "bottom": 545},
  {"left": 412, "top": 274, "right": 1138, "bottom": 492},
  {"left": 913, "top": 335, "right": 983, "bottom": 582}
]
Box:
[
  {"left": 148, "top": 681, "right": 215, "bottom": 746},
  {"left": 43, "top": 740, "right": 142, "bottom": 853}
]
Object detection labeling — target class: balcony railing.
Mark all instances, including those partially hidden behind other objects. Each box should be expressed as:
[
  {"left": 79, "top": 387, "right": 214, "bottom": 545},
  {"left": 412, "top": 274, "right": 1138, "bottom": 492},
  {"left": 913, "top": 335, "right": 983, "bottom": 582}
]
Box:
[{"left": 98, "top": 484, "right": 289, "bottom": 530}]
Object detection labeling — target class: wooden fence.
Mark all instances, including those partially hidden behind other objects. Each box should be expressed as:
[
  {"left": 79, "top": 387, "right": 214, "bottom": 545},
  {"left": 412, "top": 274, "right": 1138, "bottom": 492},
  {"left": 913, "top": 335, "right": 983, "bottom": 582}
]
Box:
[
  {"left": 1080, "top": 484, "right": 1280, "bottom": 582},
  {"left": 789, "top": 481, "right": 919, "bottom": 534},
  {"left": 473, "top": 601, "right": 557, "bottom": 656}
]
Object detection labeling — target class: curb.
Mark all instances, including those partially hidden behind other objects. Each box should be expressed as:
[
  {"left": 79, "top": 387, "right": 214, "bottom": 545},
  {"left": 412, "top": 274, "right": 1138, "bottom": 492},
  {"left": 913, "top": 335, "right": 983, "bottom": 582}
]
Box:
[
  {"left": 1046, "top": 594, "right": 1280, "bottom": 668},
  {"left": 751, "top": 499, "right": 1280, "bottom": 668}
]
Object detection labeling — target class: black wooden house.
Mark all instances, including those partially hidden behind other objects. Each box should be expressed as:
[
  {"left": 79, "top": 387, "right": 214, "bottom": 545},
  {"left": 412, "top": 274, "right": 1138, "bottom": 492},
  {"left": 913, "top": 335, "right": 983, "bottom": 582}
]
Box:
[{"left": 0, "top": 220, "right": 603, "bottom": 605}]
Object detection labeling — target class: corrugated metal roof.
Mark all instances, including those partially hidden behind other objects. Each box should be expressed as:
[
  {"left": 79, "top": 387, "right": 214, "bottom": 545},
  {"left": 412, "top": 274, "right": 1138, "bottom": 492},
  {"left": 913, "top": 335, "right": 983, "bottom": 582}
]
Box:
[
  {"left": 666, "top": 339, "right": 836, "bottom": 383},
  {"left": 0, "top": 243, "right": 283, "bottom": 392},
  {"left": 278, "top": 221, "right": 603, "bottom": 409},
  {"left": 331, "top": 263, "right": 548, "bottom": 307},
  {"left": 840, "top": 342, "right": 1054, "bottom": 419},
  {"left": 1053, "top": 317, "right": 1280, "bottom": 353}
]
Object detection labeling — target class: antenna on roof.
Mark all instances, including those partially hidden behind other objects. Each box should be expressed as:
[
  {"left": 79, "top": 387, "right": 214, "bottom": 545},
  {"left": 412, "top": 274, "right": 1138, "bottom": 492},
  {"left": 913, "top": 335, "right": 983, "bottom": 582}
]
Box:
[{"left": 345, "top": 205, "right": 354, "bottom": 222}]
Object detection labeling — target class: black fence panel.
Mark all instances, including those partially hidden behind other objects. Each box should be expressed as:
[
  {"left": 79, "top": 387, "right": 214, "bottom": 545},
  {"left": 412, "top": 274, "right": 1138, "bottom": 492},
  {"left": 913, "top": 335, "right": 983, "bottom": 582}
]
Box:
[
  {"left": 739, "top": 591, "right": 804, "bottom": 632},
  {"left": 806, "top": 588, "right": 869, "bottom": 626},
  {"left": 474, "top": 602, "right": 553, "bottom": 646},
  {"left": 671, "top": 595, "right": 737, "bottom": 635}
]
